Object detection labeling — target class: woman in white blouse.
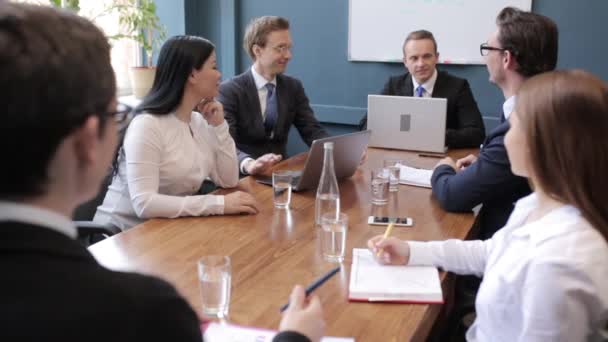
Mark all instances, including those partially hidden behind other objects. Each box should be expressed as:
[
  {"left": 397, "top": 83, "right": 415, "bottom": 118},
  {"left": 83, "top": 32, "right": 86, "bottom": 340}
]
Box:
[
  {"left": 94, "top": 36, "right": 258, "bottom": 230},
  {"left": 369, "top": 70, "right": 608, "bottom": 341}
]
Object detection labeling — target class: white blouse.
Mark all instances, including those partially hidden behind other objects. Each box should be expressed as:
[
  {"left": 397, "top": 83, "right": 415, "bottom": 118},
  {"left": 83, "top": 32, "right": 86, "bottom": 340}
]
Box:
[
  {"left": 94, "top": 112, "right": 239, "bottom": 230},
  {"left": 408, "top": 193, "right": 608, "bottom": 342}
]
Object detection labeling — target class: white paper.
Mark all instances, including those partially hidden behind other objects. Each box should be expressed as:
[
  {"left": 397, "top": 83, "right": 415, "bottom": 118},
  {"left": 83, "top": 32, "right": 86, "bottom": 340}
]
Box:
[
  {"left": 398, "top": 164, "right": 432, "bottom": 188},
  {"left": 204, "top": 322, "right": 354, "bottom": 342},
  {"left": 349, "top": 249, "right": 442, "bottom": 302}
]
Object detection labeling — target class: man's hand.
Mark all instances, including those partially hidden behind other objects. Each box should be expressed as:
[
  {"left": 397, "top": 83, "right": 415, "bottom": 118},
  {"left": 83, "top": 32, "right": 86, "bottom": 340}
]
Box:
[
  {"left": 244, "top": 153, "right": 282, "bottom": 175},
  {"left": 455, "top": 154, "right": 478, "bottom": 170},
  {"left": 279, "top": 285, "right": 325, "bottom": 342},
  {"left": 435, "top": 156, "right": 457, "bottom": 171}
]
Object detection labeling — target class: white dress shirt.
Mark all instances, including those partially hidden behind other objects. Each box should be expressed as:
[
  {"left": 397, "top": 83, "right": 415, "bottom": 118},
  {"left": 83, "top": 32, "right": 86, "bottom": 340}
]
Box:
[
  {"left": 502, "top": 95, "right": 516, "bottom": 121},
  {"left": 408, "top": 193, "right": 608, "bottom": 341},
  {"left": 411, "top": 69, "right": 438, "bottom": 98},
  {"left": 239, "top": 66, "right": 278, "bottom": 173},
  {"left": 93, "top": 112, "right": 239, "bottom": 230},
  {"left": 0, "top": 201, "right": 77, "bottom": 239}
]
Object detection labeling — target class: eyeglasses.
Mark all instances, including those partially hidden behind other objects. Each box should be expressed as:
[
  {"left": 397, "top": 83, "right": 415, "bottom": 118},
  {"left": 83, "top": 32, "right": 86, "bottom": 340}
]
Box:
[
  {"left": 271, "top": 44, "right": 292, "bottom": 54},
  {"left": 106, "top": 103, "right": 133, "bottom": 131},
  {"left": 480, "top": 43, "right": 507, "bottom": 56}
]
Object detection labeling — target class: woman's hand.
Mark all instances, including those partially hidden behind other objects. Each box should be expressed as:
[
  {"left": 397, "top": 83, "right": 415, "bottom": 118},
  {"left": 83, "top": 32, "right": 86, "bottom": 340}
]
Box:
[{"left": 197, "top": 99, "right": 225, "bottom": 127}]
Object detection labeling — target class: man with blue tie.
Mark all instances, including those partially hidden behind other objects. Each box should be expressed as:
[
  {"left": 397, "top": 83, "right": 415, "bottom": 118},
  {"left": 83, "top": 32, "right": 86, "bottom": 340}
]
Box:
[
  {"left": 432, "top": 7, "right": 559, "bottom": 239},
  {"left": 358, "top": 30, "right": 486, "bottom": 148},
  {"left": 219, "top": 16, "right": 329, "bottom": 175}
]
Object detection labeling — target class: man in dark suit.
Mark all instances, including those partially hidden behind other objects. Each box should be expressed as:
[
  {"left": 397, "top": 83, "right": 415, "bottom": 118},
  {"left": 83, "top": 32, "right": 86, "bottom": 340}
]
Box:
[
  {"left": 218, "top": 16, "right": 329, "bottom": 175},
  {"left": 359, "top": 30, "right": 485, "bottom": 149},
  {"left": 431, "top": 7, "right": 559, "bottom": 239},
  {"left": 0, "top": 4, "right": 322, "bottom": 341}
]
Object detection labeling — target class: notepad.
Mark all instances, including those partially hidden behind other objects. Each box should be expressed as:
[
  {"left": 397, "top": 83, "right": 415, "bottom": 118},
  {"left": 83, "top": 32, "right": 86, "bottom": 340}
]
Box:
[
  {"left": 398, "top": 164, "right": 433, "bottom": 188},
  {"left": 348, "top": 249, "right": 443, "bottom": 304},
  {"left": 203, "top": 322, "right": 354, "bottom": 342}
]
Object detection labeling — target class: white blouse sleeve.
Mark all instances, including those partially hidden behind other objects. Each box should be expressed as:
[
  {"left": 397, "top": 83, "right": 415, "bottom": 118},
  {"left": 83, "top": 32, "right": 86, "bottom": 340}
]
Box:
[
  {"left": 123, "top": 115, "right": 225, "bottom": 219},
  {"left": 204, "top": 120, "right": 239, "bottom": 188},
  {"left": 407, "top": 238, "right": 494, "bottom": 277}
]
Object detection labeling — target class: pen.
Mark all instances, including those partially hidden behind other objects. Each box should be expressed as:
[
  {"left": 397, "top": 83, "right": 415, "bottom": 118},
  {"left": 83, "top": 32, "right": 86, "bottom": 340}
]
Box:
[
  {"left": 376, "top": 222, "right": 395, "bottom": 258},
  {"left": 279, "top": 266, "right": 341, "bottom": 312},
  {"left": 418, "top": 153, "right": 446, "bottom": 159}
]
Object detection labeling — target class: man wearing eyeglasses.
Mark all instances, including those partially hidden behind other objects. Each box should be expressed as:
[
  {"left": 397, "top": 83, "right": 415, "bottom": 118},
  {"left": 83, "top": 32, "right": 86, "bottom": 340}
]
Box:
[
  {"left": 358, "top": 30, "right": 486, "bottom": 149},
  {"left": 218, "top": 16, "right": 328, "bottom": 175},
  {"left": 0, "top": 4, "right": 323, "bottom": 341},
  {"left": 431, "top": 7, "right": 559, "bottom": 239}
]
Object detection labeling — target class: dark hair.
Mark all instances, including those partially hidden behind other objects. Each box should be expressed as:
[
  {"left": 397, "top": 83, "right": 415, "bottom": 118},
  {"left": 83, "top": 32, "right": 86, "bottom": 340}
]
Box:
[
  {"left": 135, "top": 35, "right": 215, "bottom": 115},
  {"left": 496, "top": 7, "right": 558, "bottom": 77},
  {"left": 402, "top": 29, "right": 438, "bottom": 55},
  {"left": 243, "top": 16, "right": 290, "bottom": 60},
  {"left": 0, "top": 3, "right": 115, "bottom": 199},
  {"left": 111, "top": 35, "right": 215, "bottom": 175},
  {"left": 516, "top": 70, "right": 608, "bottom": 242}
]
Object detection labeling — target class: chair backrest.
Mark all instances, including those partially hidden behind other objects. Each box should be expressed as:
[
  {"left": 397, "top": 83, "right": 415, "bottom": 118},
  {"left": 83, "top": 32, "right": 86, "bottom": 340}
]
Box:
[{"left": 73, "top": 172, "right": 113, "bottom": 221}]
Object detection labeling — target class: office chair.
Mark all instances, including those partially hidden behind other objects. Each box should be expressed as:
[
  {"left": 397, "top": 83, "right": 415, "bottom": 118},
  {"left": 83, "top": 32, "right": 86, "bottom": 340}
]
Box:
[{"left": 73, "top": 171, "right": 120, "bottom": 246}]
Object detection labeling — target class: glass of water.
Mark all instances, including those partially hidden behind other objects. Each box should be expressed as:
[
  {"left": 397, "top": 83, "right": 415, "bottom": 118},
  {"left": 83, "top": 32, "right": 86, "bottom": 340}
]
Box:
[
  {"left": 321, "top": 212, "right": 348, "bottom": 263},
  {"left": 371, "top": 168, "right": 390, "bottom": 205},
  {"left": 383, "top": 158, "right": 403, "bottom": 192},
  {"left": 272, "top": 170, "right": 292, "bottom": 209},
  {"left": 198, "top": 255, "right": 231, "bottom": 319}
]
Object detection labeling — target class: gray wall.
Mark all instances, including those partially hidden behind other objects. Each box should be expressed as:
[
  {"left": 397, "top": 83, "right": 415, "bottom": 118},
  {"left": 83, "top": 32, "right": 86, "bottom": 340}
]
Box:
[{"left": 184, "top": 0, "right": 608, "bottom": 156}]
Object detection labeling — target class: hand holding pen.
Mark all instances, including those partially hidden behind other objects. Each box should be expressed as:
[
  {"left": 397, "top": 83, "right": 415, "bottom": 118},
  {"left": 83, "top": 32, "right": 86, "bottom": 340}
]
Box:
[
  {"left": 368, "top": 223, "right": 410, "bottom": 265},
  {"left": 279, "top": 285, "right": 325, "bottom": 342}
]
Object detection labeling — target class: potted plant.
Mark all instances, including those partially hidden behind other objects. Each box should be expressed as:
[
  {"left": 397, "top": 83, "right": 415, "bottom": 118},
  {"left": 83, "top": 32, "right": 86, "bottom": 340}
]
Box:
[{"left": 106, "top": 0, "right": 167, "bottom": 98}]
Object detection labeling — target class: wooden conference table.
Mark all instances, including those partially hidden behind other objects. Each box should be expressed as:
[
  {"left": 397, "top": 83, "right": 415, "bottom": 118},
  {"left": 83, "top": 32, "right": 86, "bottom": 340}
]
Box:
[{"left": 89, "top": 147, "right": 476, "bottom": 341}]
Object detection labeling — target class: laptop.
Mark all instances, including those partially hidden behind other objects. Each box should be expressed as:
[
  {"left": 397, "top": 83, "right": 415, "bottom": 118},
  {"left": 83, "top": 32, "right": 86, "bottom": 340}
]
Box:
[
  {"left": 256, "top": 130, "right": 371, "bottom": 191},
  {"left": 367, "top": 94, "right": 447, "bottom": 153}
]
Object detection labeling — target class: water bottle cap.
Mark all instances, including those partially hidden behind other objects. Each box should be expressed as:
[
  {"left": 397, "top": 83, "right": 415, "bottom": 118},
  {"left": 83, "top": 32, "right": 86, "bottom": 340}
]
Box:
[{"left": 323, "top": 142, "right": 334, "bottom": 149}]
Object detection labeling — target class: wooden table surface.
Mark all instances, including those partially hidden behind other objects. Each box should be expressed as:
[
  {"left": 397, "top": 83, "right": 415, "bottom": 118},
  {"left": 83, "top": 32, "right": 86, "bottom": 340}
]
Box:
[{"left": 89, "top": 148, "right": 476, "bottom": 341}]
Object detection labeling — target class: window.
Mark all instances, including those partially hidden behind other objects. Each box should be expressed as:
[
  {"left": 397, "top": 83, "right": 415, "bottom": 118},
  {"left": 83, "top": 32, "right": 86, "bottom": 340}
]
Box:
[{"left": 12, "top": 0, "right": 136, "bottom": 95}]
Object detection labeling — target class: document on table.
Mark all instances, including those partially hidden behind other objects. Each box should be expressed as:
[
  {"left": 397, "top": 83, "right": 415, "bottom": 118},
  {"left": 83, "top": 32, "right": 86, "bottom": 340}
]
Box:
[
  {"left": 398, "top": 164, "right": 432, "bottom": 188},
  {"left": 348, "top": 248, "right": 443, "bottom": 304}
]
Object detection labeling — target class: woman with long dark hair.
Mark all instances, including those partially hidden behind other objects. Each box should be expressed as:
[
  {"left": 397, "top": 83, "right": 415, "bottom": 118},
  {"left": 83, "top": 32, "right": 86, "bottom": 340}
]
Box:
[
  {"left": 368, "top": 70, "right": 608, "bottom": 341},
  {"left": 94, "top": 36, "right": 258, "bottom": 230}
]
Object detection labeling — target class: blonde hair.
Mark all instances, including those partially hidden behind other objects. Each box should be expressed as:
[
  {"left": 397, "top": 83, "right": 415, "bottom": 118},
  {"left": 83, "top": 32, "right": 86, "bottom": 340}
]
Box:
[{"left": 243, "top": 16, "right": 289, "bottom": 60}]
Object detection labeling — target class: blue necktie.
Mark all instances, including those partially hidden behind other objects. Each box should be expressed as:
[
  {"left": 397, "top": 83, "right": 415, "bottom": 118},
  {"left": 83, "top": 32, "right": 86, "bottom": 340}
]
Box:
[
  {"left": 264, "top": 83, "right": 278, "bottom": 135},
  {"left": 415, "top": 85, "right": 425, "bottom": 97}
]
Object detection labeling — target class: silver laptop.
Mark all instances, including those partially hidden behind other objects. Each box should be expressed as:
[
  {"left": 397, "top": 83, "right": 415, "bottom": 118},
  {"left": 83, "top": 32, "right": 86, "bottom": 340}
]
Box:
[
  {"left": 256, "top": 130, "right": 371, "bottom": 191},
  {"left": 367, "top": 94, "right": 447, "bottom": 153}
]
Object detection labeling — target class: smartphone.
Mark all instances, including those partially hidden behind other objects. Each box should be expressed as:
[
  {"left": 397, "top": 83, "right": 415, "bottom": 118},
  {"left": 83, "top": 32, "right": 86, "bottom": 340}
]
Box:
[{"left": 367, "top": 216, "right": 413, "bottom": 227}]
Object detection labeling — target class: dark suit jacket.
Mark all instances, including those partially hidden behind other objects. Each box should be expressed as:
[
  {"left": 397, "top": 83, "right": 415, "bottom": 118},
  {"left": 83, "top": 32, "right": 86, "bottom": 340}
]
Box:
[
  {"left": 430, "top": 121, "right": 531, "bottom": 239},
  {"left": 0, "top": 222, "right": 309, "bottom": 342},
  {"left": 218, "top": 70, "right": 328, "bottom": 163},
  {"left": 359, "top": 70, "right": 485, "bottom": 148}
]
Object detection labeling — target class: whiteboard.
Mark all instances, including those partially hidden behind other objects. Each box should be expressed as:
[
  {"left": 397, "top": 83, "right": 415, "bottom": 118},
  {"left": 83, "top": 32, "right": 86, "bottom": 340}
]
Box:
[{"left": 348, "top": 0, "right": 532, "bottom": 65}]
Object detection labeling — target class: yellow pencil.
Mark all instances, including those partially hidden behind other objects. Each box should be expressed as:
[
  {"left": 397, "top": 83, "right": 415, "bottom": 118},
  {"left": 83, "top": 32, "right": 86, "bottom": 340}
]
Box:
[{"left": 376, "top": 222, "right": 395, "bottom": 258}]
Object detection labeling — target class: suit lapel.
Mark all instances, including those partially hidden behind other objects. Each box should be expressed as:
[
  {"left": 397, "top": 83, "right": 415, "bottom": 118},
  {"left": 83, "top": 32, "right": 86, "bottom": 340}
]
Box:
[
  {"left": 273, "top": 74, "right": 288, "bottom": 139},
  {"left": 244, "top": 70, "right": 266, "bottom": 134},
  {"left": 403, "top": 73, "right": 414, "bottom": 96},
  {"left": 430, "top": 71, "right": 446, "bottom": 98}
]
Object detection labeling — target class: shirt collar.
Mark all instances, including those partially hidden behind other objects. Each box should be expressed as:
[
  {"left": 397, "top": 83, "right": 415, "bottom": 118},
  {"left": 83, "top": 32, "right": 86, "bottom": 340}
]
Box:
[
  {"left": 503, "top": 96, "right": 517, "bottom": 121},
  {"left": 251, "top": 65, "right": 277, "bottom": 90},
  {"left": 507, "top": 193, "right": 584, "bottom": 244},
  {"left": 0, "top": 201, "right": 77, "bottom": 239},
  {"left": 411, "top": 69, "right": 438, "bottom": 95}
]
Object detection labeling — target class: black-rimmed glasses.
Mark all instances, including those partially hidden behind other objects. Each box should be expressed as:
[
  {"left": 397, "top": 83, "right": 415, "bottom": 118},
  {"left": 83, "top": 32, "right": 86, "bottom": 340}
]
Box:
[
  {"left": 480, "top": 43, "right": 507, "bottom": 56},
  {"left": 107, "top": 103, "right": 133, "bottom": 131}
]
